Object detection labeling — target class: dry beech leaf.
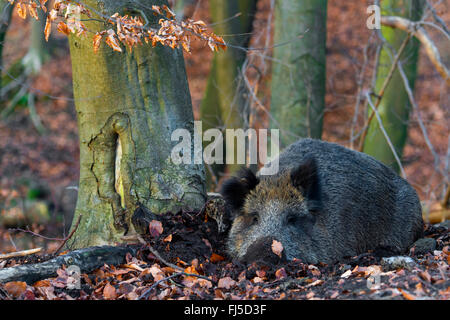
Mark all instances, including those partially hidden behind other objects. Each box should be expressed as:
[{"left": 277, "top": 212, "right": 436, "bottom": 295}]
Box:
[
  {"left": 103, "top": 283, "right": 117, "bottom": 300},
  {"left": 92, "top": 33, "right": 102, "bottom": 53},
  {"left": 398, "top": 288, "right": 416, "bottom": 300},
  {"left": 105, "top": 30, "right": 122, "bottom": 52},
  {"left": 210, "top": 253, "right": 225, "bottom": 263},
  {"left": 218, "top": 277, "right": 236, "bottom": 289},
  {"left": 33, "top": 280, "right": 51, "bottom": 288},
  {"left": 16, "top": 3, "right": 27, "bottom": 19},
  {"left": 271, "top": 240, "right": 283, "bottom": 258},
  {"left": 44, "top": 17, "right": 52, "bottom": 41},
  {"left": 4, "top": 281, "right": 27, "bottom": 298},
  {"left": 149, "top": 220, "right": 163, "bottom": 237},
  {"left": 163, "top": 234, "right": 172, "bottom": 243},
  {"left": 57, "top": 21, "right": 71, "bottom": 35},
  {"left": 275, "top": 268, "right": 287, "bottom": 280}
]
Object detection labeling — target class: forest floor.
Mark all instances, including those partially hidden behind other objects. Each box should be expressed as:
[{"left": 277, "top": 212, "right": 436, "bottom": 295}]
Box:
[{"left": 0, "top": 209, "right": 449, "bottom": 300}]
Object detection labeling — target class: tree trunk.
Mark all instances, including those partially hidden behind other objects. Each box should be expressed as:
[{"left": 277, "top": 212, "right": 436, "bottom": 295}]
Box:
[
  {"left": 363, "top": 0, "right": 424, "bottom": 172},
  {"left": 0, "top": 0, "right": 13, "bottom": 94},
  {"left": 270, "top": 0, "right": 327, "bottom": 148},
  {"left": 22, "top": 10, "right": 47, "bottom": 75},
  {"left": 200, "top": 0, "right": 257, "bottom": 182},
  {"left": 67, "top": 0, "right": 206, "bottom": 249}
]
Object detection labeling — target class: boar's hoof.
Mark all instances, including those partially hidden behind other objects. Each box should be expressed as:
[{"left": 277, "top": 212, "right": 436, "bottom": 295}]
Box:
[{"left": 241, "top": 236, "right": 287, "bottom": 265}]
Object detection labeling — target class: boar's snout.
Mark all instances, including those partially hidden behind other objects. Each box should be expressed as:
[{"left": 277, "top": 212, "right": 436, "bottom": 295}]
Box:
[{"left": 241, "top": 236, "right": 287, "bottom": 265}]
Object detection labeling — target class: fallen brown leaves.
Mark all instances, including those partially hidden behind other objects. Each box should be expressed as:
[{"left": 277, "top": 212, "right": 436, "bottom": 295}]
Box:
[{"left": 0, "top": 211, "right": 448, "bottom": 300}]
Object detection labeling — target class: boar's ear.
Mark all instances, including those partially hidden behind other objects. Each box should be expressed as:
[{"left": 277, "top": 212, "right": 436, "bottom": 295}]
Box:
[
  {"left": 290, "top": 157, "right": 321, "bottom": 211},
  {"left": 220, "top": 168, "right": 259, "bottom": 213}
]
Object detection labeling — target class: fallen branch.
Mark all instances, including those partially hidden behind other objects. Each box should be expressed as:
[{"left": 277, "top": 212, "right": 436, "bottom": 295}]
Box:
[
  {"left": 0, "top": 248, "right": 42, "bottom": 260},
  {"left": 0, "top": 245, "right": 135, "bottom": 284},
  {"left": 381, "top": 16, "right": 450, "bottom": 86}
]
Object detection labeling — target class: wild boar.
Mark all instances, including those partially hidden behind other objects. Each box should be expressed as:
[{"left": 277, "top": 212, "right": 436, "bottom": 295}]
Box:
[{"left": 220, "top": 138, "right": 423, "bottom": 264}]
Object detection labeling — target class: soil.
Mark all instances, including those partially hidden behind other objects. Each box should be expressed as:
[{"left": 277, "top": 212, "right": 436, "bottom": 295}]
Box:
[{"left": 1, "top": 209, "right": 448, "bottom": 300}]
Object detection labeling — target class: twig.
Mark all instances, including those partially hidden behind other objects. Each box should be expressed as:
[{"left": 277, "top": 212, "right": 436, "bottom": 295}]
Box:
[
  {"left": 381, "top": 16, "right": 450, "bottom": 86},
  {"left": 7, "top": 232, "right": 17, "bottom": 251},
  {"left": 358, "top": 33, "right": 413, "bottom": 152},
  {"left": 138, "top": 272, "right": 184, "bottom": 300},
  {"left": 53, "top": 215, "right": 82, "bottom": 255},
  {"left": 425, "top": 0, "right": 450, "bottom": 36},
  {"left": 146, "top": 243, "right": 183, "bottom": 272},
  {"left": 0, "top": 248, "right": 42, "bottom": 260},
  {"left": 8, "top": 227, "right": 64, "bottom": 241},
  {"left": 397, "top": 61, "right": 445, "bottom": 180}
]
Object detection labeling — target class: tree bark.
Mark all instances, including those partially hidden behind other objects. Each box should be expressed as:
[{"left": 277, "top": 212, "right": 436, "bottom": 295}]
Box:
[
  {"left": 270, "top": 0, "right": 327, "bottom": 148},
  {"left": 363, "top": 0, "right": 424, "bottom": 172},
  {"left": 67, "top": 0, "right": 206, "bottom": 248},
  {"left": 200, "top": 0, "right": 257, "bottom": 181},
  {"left": 22, "top": 9, "right": 47, "bottom": 75},
  {"left": 0, "top": 0, "right": 13, "bottom": 95}
]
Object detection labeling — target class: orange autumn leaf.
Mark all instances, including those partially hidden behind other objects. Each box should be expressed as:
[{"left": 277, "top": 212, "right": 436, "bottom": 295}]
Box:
[
  {"left": 9, "top": 0, "right": 226, "bottom": 54},
  {"left": 44, "top": 17, "right": 52, "bottom": 41},
  {"left": 16, "top": 3, "right": 26, "bottom": 19},
  {"left": 4, "top": 281, "right": 27, "bottom": 298},
  {"left": 28, "top": 3, "right": 39, "bottom": 20},
  {"left": 398, "top": 288, "right": 416, "bottom": 300},
  {"left": 57, "top": 21, "right": 71, "bottom": 36},
  {"left": 210, "top": 253, "right": 225, "bottom": 263},
  {"left": 163, "top": 234, "right": 172, "bottom": 242},
  {"left": 33, "top": 280, "right": 51, "bottom": 287},
  {"left": 105, "top": 30, "right": 122, "bottom": 52},
  {"left": 93, "top": 33, "right": 103, "bottom": 53},
  {"left": 103, "top": 283, "right": 117, "bottom": 300}
]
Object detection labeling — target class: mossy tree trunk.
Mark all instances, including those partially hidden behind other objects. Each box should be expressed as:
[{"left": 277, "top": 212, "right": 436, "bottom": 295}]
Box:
[
  {"left": 200, "top": 0, "right": 257, "bottom": 183},
  {"left": 363, "top": 0, "right": 424, "bottom": 172},
  {"left": 270, "top": 0, "right": 327, "bottom": 148},
  {"left": 67, "top": 0, "right": 206, "bottom": 248}
]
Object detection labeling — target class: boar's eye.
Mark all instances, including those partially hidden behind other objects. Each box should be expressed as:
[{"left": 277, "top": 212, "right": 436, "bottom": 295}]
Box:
[{"left": 286, "top": 212, "right": 299, "bottom": 225}]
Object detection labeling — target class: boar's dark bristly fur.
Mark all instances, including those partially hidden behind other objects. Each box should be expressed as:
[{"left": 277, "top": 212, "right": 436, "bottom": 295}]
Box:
[{"left": 220, "top": 138, "right": 424, "bottom": 265}]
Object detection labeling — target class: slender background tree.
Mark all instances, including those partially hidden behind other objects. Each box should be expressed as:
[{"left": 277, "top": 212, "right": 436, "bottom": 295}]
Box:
[
  {"left": 200, "top": 0, "right": 257, "bottom": 184},
  {"left": 270, "top": 0, "right": 327, "bottom": 148},
  {"left": 362, "top": 0, "right": 424, "bottom": 172}
]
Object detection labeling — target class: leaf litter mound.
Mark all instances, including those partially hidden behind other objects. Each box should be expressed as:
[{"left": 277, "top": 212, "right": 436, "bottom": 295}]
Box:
[{"left": 0, "top": 207, "right": 449, "bottom": 300}]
